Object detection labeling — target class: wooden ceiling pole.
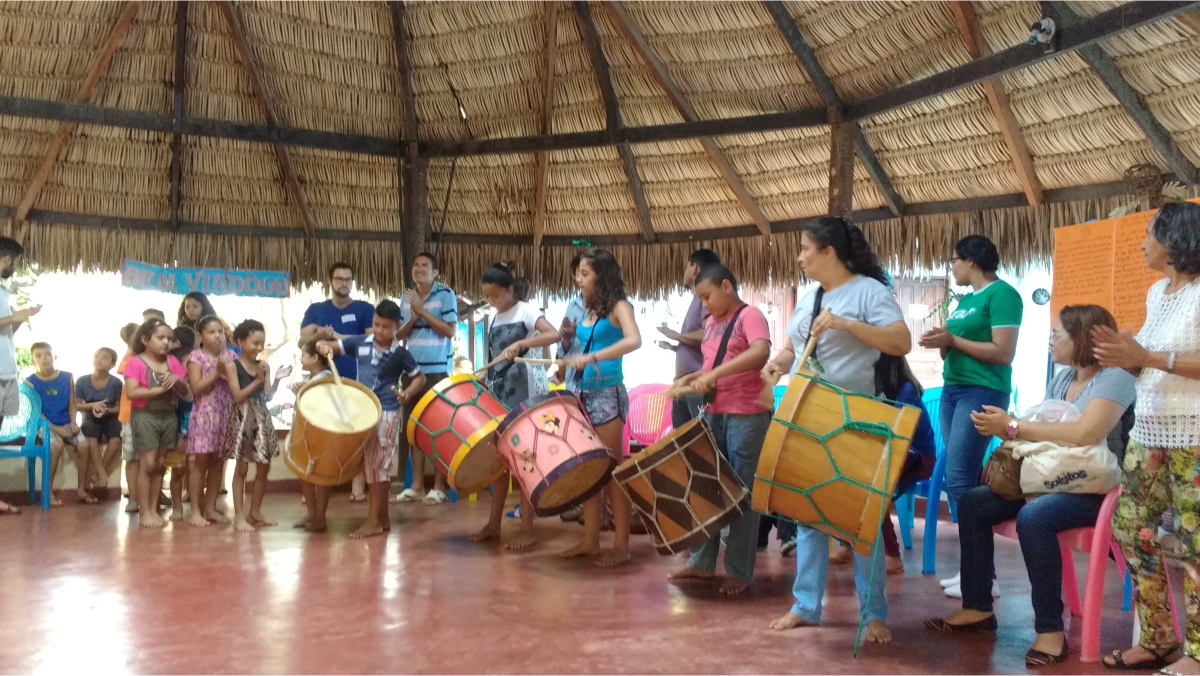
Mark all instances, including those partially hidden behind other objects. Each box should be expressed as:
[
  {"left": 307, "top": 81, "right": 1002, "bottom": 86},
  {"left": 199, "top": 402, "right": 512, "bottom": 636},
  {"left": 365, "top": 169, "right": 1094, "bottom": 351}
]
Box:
[
  {"left": 572, "top": 1, "right": 655, "bottom": 243},
  {"left": 761, "top": 0, "right": 905, "bottom": 217},
  {"left": 13, "top": 0, "right": 141, "bottom": 243},
  {"left": 387, "top": 1, "right": 425, "bottom": 288},
  {"left": 947, "top": 1, "right": 1043, "bottom": 206},
  {"left": 1043, "top": 1, "right": 1198, "bottom": 184},
  {"left": 168, "top": 0, "right": 189, "bottom": 232},
  {"left": 606, "top": 1, "right": 772, "bottom": 236},
  {"left": 532, "top": 4, "right": 558, "bottom": 291},
  {"left": 218, "top": 1, "right": 316, "bottom": 239},
  {"left": 828, "top": 114, "right": 855, "bottom": 219}
]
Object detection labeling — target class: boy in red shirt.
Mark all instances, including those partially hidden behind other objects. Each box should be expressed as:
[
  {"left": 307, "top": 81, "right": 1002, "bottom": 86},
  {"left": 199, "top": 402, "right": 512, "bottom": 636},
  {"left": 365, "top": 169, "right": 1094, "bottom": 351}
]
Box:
[{"left": 669, "top": 263, "right": 772, "bottom": 596}]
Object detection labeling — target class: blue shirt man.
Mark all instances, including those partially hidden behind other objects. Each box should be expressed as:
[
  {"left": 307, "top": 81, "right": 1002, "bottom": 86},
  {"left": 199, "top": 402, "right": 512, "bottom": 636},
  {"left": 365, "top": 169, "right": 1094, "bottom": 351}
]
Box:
[
  {"left": 301, "top": 263, "right": 375, "bottom": 380},
  {"left": 398, "top": 254, "right": 458, "bottom": 377}
]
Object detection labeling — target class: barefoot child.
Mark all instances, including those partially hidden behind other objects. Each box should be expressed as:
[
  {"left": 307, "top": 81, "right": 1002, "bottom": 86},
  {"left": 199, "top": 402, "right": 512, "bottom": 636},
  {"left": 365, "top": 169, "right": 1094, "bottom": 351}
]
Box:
[
  {"left": 318, "top": 299, "right": 425, "bottom": 539},
  {"left": 668, "top": 264, "right": 772, "bottom": 596},
  {"left": 185, "top": 315, "right": 235, "bottom": 527},
  {"left": 223, "top": 320, "right": 290, "bottom": 532},
  {"left": 123, "top": 320, "right": 192, "bottom": 528},
  {"left": 165, "top": 327, "right": 196, "bottom": 521},
  {"left": 74, "top": 347, "right": 124, "bottom": 503},
  {"left": 471, "top": 262, "right": 561, "bottom": 550},
  {"left": 292, "top": 340, "right": 333, "bottom": 532},
  {"left": 26, "top": 342, "right": 83, "bottom": 507},
  {"left": 557, "top": 249, "right": 642, "bottom": 567}
]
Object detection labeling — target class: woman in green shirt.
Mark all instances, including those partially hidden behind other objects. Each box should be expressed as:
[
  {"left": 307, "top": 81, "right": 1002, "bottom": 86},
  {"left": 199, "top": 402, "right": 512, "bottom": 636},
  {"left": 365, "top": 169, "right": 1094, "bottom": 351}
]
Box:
[{"left": 919, "top": 235, "right": 1022, "bottom": 593}]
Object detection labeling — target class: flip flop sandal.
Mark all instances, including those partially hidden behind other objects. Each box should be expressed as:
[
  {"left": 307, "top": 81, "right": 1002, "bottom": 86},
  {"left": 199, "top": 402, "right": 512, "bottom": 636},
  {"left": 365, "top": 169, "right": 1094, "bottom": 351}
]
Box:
[
  {"left": 349, "top": 493, "right": 368, "bottom": 503},
  {"left": 0, "top": 503, "right": 19, "bottom": 515},
  {"left": 391, "top": 489, "right": 420, "bottom": 503},
  {"left": 423, "top": 490, "right": 448, "bottom": 505},
  {"left": 924, "top": 616, "right": 998, "bottom": 632},
  {"left": 1026, "top": 641, "right": 1069, "bottom": 667},
  {"left": 1104, "top": 648, "right": 1176, "bottom": 671}
]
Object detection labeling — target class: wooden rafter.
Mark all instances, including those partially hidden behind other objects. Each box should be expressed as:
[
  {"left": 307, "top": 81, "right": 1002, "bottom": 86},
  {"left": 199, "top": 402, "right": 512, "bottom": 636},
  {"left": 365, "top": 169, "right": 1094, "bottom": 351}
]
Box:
[
  {"left": 387, "top": 1, "right": 424, "bottom": 285},
  {"left": 607, "top": 1, "right": 772, "bottom": 236},
  {"left": 13, "top": 0, "right": 141, "bottom": 239},
  {"left": 947, "top": 1, "right": 1044, "bottom": 206},
  {"left": 1043, "top": 1, "right": 1197, "bottom": 184},
  {"left": 1177, "top": 9, "right": 1200, "bottom": 36},
  {"left": 761, "top": 1, "right": 904, "bottom": 217},
  {"left": 217, "top": 1, "right": 316, "bottom": 239},
  {"left": 532, "top": 4, "right": 558, "bottom": 289},
  {"left": 572, "top": 1, "right": 655, "bottom": 242},
  {"left": 168, "top": 0, "right": 189, "bottom": 229}
]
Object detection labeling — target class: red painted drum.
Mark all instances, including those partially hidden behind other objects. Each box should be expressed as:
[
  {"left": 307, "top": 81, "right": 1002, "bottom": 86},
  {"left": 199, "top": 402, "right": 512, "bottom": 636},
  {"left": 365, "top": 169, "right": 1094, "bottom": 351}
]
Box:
[
  {"left": 406, "top": 375, "right": 508, "bottom": 495},
  {"left": 495, "top": 391, "right": 615, "bottom": 517}
]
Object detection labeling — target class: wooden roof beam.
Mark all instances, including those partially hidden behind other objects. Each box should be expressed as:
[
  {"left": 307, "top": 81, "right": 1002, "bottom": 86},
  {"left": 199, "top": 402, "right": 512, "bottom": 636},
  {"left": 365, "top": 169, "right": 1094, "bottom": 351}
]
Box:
[
  {"left": 168, "top": 0, "right": 188, "bottom": 229},
  {"left": 573, "top": 1, "right": 655, "bottom": 243},
  {"left": 947, "top": 1, "right": 1043, "bottom": 206},
  {"left": 761, "top": 1, "right": 904, "bottom": 217},
  {"left": 387, "top": 1, "right": 423, "bottom": 286},
  {"left": 1042, "top": 2, "right": 1197, "bottom": 184},
  {"left": 13, "top": 0, "right": 141, "bottom": 237},
  {"left": 1178, "top": 10, "right": 1200, "bottom": 35},
  {"left": 532, "top": 4, "right": 558, "bottom": 288},
  {"left": 606, "top": 2, "right": 771, "bottom": 236},
  {"left": 218, "top": 1, "right": 316, "bottom": 239}
]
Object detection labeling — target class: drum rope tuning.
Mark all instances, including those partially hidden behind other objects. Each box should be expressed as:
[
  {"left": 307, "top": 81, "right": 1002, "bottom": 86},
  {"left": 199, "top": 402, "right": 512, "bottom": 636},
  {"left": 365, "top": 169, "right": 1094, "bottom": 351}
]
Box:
[{"left": 410, "top": 388, "right": 501, "bottom": 475}]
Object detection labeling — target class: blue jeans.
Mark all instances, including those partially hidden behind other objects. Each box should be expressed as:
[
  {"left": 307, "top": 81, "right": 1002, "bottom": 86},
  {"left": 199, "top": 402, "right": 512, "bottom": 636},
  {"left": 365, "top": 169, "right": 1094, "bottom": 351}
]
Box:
[
  {"left": 958, "top": 487, "right": 1104, "bottom": 633},
  {"left": 940, "top": 385, "right": 1010, "bottom": 506},
  {"left": 687, "top": 411, "right": 770, "bottom": 582},
  {"left": 790, "top": 527, "right": 888, "bottom": 624}
]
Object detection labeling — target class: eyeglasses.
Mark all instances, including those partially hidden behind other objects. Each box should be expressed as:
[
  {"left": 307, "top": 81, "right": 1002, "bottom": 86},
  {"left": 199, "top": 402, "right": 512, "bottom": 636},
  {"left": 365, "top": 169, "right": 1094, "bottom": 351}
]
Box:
[
  {"left": 946, "top": 256, "right": 964, "bottom": 265},
  {"left": 332, "top": 276, "right": 354, "bottom": 283}
]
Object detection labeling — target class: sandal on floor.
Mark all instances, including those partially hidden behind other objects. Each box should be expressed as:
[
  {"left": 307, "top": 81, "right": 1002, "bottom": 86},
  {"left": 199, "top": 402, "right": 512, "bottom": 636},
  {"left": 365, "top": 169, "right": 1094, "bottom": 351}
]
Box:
[
  {"left": 1103, "top": 647, "right": 1176, "bottom": 671},
  {"left": 1026, "top": 641, "right": 1069, "bottom": 667},
  {"left": 349, "top": 492, "right": 368, "bottom": 503},
  {"left": 924, "top": 616, "right": 998, "bottom": 632},
  {"left": 423, "top": 490, "right": 447, "bottom": 505},
  {"left": 0, "top": 503, "right": 19, "bottom": 515},
  {"left": 391, "top": 489, "right": 420, "bottom": 503}
]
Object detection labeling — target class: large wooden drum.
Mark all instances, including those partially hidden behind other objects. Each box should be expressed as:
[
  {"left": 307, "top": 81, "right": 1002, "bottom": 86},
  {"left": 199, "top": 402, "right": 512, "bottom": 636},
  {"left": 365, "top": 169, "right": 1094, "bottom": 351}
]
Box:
[
  {"left": 496, "top": 391, "right": 614, "bottom": 517},
  {"left": 613, "top": 417, "right": 749, "bottom": 555},
  {"left": 285, "top": 378, "right": 381, "bottom": 486},
  {"left": 754, "top": 373, "right": 920, "bottom": 557},
  {"left": 406, "top": 375, "right": 508, "bottom": 494}
]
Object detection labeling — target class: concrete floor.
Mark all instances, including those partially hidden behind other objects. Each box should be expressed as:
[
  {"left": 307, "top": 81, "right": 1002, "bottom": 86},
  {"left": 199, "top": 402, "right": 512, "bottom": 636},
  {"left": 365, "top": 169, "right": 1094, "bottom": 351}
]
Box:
[{"left": 0, "top": 492, "right": 1134, "bottom": 674}]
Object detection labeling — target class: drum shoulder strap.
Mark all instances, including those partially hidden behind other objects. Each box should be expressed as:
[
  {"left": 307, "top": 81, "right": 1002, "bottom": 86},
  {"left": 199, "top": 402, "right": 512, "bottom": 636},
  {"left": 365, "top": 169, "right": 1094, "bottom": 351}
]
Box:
[{"left": 703, "top": 304, "right": 748, "bottom": 405}]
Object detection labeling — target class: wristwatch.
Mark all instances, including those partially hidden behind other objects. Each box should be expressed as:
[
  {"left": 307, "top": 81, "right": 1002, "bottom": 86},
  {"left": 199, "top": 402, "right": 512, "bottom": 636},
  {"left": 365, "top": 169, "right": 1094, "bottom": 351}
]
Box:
[{"left": 1005, "top": 417, "right": 1020, "bottom": 440}]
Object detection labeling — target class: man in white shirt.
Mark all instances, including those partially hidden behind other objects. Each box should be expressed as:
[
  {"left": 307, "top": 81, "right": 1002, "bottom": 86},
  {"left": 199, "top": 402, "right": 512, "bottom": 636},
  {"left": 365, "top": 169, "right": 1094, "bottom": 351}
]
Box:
[{"left": 0, "top": 237, "right": 39, "bottom": 514}]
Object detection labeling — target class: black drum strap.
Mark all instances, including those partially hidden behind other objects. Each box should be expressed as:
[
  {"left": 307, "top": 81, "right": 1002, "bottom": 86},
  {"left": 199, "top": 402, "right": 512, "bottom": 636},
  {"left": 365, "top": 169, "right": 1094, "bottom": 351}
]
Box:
[{"left": 703, "top": 305, "right": 747, "bottom": 406}]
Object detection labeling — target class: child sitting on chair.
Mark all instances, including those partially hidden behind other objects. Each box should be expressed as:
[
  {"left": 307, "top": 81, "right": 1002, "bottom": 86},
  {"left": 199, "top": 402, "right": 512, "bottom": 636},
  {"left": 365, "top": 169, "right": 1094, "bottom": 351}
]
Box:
[
  {"left": 74, "top": 347, "right": 124, "bottom": 504},
  {"left": 26, "top": 342, "right": 85, "bottom": 507}
]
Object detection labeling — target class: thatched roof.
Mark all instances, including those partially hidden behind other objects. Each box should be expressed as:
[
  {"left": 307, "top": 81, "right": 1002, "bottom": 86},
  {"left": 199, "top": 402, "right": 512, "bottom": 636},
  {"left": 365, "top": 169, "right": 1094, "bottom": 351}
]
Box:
[{"left": 1, "top": 1, "right": 1199, "bottom": 297}]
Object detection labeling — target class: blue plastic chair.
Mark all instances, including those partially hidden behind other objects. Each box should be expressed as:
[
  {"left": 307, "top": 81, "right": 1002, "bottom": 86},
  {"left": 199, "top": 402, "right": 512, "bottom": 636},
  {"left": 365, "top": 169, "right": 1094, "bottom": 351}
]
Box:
[
  {"left": 0, "top": 382, "right": 52, "bottom": 510},
  {"left": 772, "top": 384, "right": 787, "bottom": 411}
]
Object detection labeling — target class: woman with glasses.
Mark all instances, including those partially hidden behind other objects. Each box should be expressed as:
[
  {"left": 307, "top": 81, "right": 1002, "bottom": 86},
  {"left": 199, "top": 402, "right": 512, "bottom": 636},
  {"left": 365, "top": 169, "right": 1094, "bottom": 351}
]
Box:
[
  {"left": 925, "top": 304, "right": 1134, "bottom": 666},
  {"left": 918, "top": 235, "right": 1023, "bottom": 596}
]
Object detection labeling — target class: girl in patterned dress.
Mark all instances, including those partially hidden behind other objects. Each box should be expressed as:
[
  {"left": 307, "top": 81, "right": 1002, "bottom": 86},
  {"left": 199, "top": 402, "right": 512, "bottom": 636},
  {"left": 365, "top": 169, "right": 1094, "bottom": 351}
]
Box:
[
  {"left": 471, "top": 262, "right": 560, "bottom": 549},
  {"left": 185, "top": 315, "right": 236, "bottom": 527},
  {"left": 224, "top": 319, "right": 291, "bottom": 532}
]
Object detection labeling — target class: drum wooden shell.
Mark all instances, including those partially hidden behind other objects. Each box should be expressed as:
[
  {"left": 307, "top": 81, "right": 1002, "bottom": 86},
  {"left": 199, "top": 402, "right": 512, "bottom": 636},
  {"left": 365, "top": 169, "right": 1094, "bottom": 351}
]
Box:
[
  {"left": 496, "top": 391, "right": 614, "bottom": 517},
  {"left": 753, "top": 373, "right": 919, "bottom": 557},
  {"left": 406, "top": 375, "right": 508, "bottom": 495},
  {"left": 613, "top": 417, "right": 748, "bottom": 555},
  {"left": 285, "top": 378, "right": 382, "bottom": 486}
]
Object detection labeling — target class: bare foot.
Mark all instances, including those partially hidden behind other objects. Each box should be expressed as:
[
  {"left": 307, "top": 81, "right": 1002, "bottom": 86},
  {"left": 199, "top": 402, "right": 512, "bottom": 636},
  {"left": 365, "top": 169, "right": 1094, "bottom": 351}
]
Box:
[
  {"left": 558, "top": 541, "right": 600, "bottom": 558},
  {"left": 720, "top": 578, "right": 749, "bottom": 596},
  {"left": 248, "top": 514, "right": 276, "bottom": 527},
  {"left": 470, "top": 522, "right": 501, "bottom": 543},
  {"left": 169, "top": 508, "right": 184, "bottom": 522},
  {"left": 293, "top": 515, "right": 311, "bottom": 529},
  {"left": 865, "top": 620, "right": 892, "bottom": 644},
  {"left": 669, "top": 564, "right": 714, "bottom": 581},
  {"left": 305, "top": 519, "right": 328, "bottom": 533},
  {"left": 139, "top": 513, "right": 166, "bottom": 529},
  {"left": 597, "top": 549, "right": 631, "bottom": 568},
  {"left": 49, "top": 494, "right": 63, "bottom": 507},
  {"left": 188, "top": 514, "right": 210, "bottom": 528},
  {"left": 1162, "top": 656, "right": 1200, "bottom": 675},
  {"left": 504, "top": 530, "right": 537, "bottom": 551},
  {"left": 350, "top": 521, "right": 386, "bottom": 539},
  {"left": 206, "top": 510, "right": 231, "bottom": 525},
  {"left": 234, "top": 518, "right": 255, "bottom": 533},
  {"left": 76, "top": 491, "right": 99, "bottom": 505},
  {"left": 769, "top": 612, "right": 814, "bottom": 631}
]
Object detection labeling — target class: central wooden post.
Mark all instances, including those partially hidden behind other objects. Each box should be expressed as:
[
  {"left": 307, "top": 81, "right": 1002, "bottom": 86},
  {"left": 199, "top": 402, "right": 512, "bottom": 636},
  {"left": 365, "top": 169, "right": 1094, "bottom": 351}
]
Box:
[{"left": 827, "top": 111, "right": 856, "bottom": 219}]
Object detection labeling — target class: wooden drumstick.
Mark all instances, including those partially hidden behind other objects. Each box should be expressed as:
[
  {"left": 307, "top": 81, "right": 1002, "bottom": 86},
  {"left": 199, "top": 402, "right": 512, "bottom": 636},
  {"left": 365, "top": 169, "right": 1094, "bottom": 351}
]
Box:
[
  {"left": 326, "top": 357, "right": 351, "bottom": 424},
  {"left": 513, "top": 357, "right": 560, "bottom": 366}
]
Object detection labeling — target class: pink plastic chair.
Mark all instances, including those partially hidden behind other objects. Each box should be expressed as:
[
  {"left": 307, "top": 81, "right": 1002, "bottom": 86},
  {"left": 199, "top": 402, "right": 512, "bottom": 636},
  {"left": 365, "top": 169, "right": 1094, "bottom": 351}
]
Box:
[
  {"left": 622, "top": 384, "right": 674, "bottom": 458},
  {"left": 993, "top": 486, "right": 1183, "bottom": 663}
]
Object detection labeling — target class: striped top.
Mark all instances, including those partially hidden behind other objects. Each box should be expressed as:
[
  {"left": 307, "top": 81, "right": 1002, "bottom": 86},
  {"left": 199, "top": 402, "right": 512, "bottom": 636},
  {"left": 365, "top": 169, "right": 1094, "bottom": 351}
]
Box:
[{"left": 399, "top": 282, "right": 457, "bottom": 375}]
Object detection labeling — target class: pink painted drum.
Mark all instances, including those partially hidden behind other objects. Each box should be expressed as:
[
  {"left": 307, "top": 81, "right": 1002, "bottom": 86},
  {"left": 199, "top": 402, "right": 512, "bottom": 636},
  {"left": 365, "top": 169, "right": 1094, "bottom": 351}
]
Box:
[
  {"left": 406, "top": 375, "right": 508, "bottom": 495},
  {"left": 495, "top": 391, "right": 615, "bottom": 517}
]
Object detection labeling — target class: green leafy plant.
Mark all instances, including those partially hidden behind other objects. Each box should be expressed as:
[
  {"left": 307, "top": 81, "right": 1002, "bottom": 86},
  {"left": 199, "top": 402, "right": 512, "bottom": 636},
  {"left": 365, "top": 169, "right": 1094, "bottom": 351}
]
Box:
[{"left": 14, "top": 347, "right": 31, "bottom": 371}]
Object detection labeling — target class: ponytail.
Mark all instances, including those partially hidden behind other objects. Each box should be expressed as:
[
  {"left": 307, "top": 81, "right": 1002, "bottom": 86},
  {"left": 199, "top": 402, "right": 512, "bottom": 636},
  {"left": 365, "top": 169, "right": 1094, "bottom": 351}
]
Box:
[{"left": 802, "top": 217, "right": 889, "bottom": 288}]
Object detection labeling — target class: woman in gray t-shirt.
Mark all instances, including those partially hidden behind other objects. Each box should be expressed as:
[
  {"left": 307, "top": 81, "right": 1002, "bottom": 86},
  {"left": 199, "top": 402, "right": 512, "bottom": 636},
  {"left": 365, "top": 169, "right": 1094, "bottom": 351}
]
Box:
[{"left": 926, "top": 305, "right": 1135, "bottom": 666}]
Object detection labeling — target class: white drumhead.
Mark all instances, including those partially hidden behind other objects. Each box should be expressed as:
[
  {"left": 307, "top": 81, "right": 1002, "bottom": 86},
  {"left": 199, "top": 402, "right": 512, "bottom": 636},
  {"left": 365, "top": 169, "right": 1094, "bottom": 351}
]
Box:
[{"left": 297, "top": 381, "right": 380, "bottom": 434}]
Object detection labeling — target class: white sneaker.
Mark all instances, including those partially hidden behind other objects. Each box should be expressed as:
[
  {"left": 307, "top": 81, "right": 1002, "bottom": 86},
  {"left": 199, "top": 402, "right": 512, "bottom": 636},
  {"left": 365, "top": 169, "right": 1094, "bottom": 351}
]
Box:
[
  {"left": 944, "top": 580, "right": 1000, "bottom": 599},
  {"left": 939, "top": 572, "right": 960, "bottom": 588}
]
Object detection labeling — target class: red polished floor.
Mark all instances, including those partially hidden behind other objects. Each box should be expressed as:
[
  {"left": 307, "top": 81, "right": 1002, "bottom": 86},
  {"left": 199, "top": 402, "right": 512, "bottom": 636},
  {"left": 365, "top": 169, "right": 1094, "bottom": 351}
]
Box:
[{"left": 0, "top": 492, "right": 1133, "bottom": 674}]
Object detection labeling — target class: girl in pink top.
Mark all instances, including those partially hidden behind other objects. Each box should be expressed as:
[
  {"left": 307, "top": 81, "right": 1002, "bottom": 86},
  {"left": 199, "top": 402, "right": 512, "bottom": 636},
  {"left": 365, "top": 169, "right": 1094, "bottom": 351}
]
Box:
[
  {"left": 123, "top": 319, "right": 191, "bottom": 529},
  {"left": 185, "top": 315, "right": 236, "bottom": 527}
]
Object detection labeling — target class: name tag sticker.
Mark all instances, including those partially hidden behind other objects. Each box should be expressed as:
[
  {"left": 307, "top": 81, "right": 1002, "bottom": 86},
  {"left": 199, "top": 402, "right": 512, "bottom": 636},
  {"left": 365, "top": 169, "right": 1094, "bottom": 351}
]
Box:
[
  {"left": 358, "top": 346, "right": 371, "bottom": 356},
  {"left": 341, "top": 314, "right": 356, "bottom": 323}
]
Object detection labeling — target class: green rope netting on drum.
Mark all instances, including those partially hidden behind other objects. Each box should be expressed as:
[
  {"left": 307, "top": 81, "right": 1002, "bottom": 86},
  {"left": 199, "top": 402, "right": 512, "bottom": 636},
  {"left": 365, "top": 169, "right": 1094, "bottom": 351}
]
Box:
[
  {"left": 755, "top": 372, "right": 912, "bottom": 655},
  {"left": 411, "top": 385, "right": 502, "bottom": 474}
]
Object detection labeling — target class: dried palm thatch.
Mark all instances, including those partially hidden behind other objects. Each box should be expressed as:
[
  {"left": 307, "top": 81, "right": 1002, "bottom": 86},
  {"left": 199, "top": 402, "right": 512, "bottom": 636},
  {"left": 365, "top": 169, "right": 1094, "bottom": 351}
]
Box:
[{"left": 0, "top": 1, "right": 1197, "bottom": 300}]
